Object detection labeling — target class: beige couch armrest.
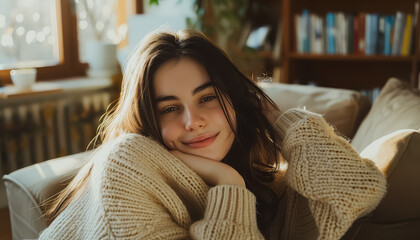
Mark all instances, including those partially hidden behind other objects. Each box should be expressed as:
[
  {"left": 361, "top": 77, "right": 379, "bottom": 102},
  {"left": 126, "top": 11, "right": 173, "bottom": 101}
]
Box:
[{"left": 2, "top": 151, "right": 89, "bottom": 240}]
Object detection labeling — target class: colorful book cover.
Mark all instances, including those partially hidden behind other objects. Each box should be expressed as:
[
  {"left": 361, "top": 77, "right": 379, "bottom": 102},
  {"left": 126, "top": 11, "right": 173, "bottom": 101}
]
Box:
[
  {"left": 377, "top": 15, "right": 385, "bottom": 55},
  {"left": 365, "top": 14, "right": 372, "bottom": 55},
  {"left": 327, "top": 12, "right": 335, "bottom": 54},
  {"left": 392, "top": 12, "right": 406, "bottom": 55},
  {"left": 401, "top": 14, "right": 412, "bottom": 56},
  {"left": 295, "top": 14, "right": 303, "bottom": 52},
  {"left": 359, "top": 13, "right": 366, "bottom": 54},
  {"left": 302, "top": 9, "right": 311, "bottom": 53},
  {"left": 348, "top": 14, "right": 354, "bottom": 54},
  {"left": 371, "top": 14, "right": 379, "bottom": 55},
  {"left": 353, "top": 15, "right": 359, "bottom": 54},
  {"left": 384, "top": 15, "right": 393, "bottom": 55}
]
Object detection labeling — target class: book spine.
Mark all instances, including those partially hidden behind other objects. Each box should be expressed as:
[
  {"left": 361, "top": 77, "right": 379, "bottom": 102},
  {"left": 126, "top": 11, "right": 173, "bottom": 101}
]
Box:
[
  {"left": 334, "top": 13, "right": 340, "bottom": 53},
  {"left": 392, "top": 12, "right": 405, "bottom": 55},
  {"left": 348, "top": 14, "right": 354, "bottom": 54},
  {"left": 365, "top": 14, "right": 372, "bottom": 55},
  {"left": 384, "top": 15, "right": 392, "bottom": 55},
  {"left": 318, "top": 16, "right": 325, "bottom": 53},
  {"left": 377, "top": 15, "right": 385, "bottom": 54},
  {"left": 295, "top": 14, "right": 303, "bottom": 52},
  {"left": 302, "top": 9, "right": 311, "bottom": 53},
  {"left": 371, "top": 14, "right": 379, "bottom": 55},
  {"left": 359, "top": 13, "right": 366, "bottom": 54},
  {"left": 401, "top": 14, "right": 412, "bottom": 56},
  {"left": 389, "top": 15, "right": 396, "bottom": 54},
  {"left": 353, "top": 15, "right": 359, "bottom": 54},
  {"left": 327, "top": 12, "right": 335, "bottom": 54},
  {"left": 313, "top": 15, "right": 324, "bottom": 54}
]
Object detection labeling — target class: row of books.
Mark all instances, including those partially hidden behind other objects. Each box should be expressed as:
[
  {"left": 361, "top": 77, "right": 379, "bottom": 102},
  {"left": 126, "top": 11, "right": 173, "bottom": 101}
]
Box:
[{"left": 295, "top": 6, "right": 419, "bottom": 56}]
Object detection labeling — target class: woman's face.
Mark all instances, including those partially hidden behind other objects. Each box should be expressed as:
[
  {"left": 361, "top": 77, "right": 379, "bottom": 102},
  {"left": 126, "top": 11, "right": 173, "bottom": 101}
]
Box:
[{"left": 153, "top": 57, "right": 236, "bottom": 161}]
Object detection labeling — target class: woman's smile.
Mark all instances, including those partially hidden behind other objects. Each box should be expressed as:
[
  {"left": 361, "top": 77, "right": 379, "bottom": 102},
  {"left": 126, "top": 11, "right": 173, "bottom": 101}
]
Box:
[{"left": 182, "top": 133, "right": 219, "bottom": 148}]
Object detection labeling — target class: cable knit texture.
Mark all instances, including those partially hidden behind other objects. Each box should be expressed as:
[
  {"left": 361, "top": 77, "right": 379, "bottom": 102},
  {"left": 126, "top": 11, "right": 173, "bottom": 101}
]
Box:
[
  {"left": 274, "top": 108, "right": 387, "bottom": 240},
  {"left": 38, "top": 108, "right": 386, "bottom": 240}
]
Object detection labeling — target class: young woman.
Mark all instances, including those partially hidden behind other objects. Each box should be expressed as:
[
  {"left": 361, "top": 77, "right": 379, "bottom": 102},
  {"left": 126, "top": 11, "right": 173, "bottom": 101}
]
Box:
[{"left": 40, "top": 30, "right": 387, "bottom": 240}]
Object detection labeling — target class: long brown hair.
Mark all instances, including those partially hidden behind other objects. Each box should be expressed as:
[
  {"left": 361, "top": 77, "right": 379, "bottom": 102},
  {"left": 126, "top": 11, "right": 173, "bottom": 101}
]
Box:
[{"left": 44, "top": 30, "right": 282, "bottom": 235}]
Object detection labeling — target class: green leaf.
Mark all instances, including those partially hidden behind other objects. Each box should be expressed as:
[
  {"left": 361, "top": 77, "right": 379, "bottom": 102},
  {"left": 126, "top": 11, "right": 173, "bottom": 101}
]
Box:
[{"left": 149, "top": 0, "right": 159, "bottom": 6}]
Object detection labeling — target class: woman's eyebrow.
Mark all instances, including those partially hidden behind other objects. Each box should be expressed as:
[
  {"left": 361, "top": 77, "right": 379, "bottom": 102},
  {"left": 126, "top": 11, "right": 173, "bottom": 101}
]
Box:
[
  {"left": 155, "top": 82, "right": 213, "bottom": 104},
  {"left": 192, "top": 82, "right": 213, "bottom": 95}
]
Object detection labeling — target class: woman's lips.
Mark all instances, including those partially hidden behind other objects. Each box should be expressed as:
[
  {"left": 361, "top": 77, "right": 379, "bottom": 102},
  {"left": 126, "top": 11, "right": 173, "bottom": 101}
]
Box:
[{"left": 183, "top": 134, "right": 218, "bottom": 148}]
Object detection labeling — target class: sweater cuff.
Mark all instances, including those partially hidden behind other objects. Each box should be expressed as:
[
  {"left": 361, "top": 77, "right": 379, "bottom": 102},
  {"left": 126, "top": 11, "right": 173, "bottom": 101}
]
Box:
[
  {"left": 273, "top": 107, "right": 322, "bottom": 141},
  {"left": 204, "top": 185, "right": 257, "bottom": 225}
]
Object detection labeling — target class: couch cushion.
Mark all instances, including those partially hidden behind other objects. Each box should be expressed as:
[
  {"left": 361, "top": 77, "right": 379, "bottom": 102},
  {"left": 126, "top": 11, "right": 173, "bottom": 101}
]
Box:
[
  {"left": 2, "top": 151, "right": 89, "bottom": 240},
  {"left": 259, "top": 82, "right": 370, "bottom": 138},
  {"left": 352, "top": 78, "right": 420, "bottom": 152},
  {"left": 360, "top": 129, "right": 420, "bottom": 223}
]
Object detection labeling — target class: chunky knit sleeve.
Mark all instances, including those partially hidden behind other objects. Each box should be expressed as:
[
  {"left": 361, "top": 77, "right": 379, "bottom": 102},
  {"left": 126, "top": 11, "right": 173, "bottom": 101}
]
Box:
[
  {"left": 190, "top": 185, "right": 264, "bottom": 239},
  {"left": 273, "top": 108, "right": 387, "bottom": 240},
  {"left": 101, "top": 134, "right": 263, "bottom": 240}
]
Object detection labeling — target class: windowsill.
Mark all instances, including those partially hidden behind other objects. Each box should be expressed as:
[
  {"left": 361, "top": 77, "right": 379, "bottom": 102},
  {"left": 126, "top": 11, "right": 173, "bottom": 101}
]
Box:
[{"left": 0, "top": 76, "right": 113, "bottom": 100}]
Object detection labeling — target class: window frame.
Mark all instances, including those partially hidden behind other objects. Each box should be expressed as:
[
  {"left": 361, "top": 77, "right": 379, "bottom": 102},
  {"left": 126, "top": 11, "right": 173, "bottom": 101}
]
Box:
[{"left": 0, "top": 0, "right": 143, "bottom": 86}]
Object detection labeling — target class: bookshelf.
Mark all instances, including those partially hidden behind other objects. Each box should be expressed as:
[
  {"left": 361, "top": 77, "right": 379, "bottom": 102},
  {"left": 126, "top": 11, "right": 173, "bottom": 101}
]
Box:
[{"left": 280, "top": 0, "right": 420, "bottom": 90}]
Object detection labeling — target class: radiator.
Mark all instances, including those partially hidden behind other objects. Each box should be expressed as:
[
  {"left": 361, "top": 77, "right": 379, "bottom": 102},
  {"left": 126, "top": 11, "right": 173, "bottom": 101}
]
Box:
[{"left": 0, "top": 90, "right": 113, "bottom": 175}]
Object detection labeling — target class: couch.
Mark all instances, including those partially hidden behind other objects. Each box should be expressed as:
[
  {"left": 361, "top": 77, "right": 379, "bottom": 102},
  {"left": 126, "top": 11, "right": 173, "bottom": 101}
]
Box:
[{"left": 3, "top": 78, "right": 420, "bottom": 240}]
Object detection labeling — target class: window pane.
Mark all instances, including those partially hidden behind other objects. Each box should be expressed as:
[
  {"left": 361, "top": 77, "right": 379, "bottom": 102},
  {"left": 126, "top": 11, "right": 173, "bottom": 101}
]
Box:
[
  {"left": 0, "top": 0, "right": 60, "bottom": 70},
  {"left": 75, "top": 0, "right": 126, "bottom": 62}
]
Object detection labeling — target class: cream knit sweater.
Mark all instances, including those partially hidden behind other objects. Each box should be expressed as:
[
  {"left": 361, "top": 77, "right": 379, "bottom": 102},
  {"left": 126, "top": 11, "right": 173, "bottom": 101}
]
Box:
[{"left": 38, "top": 108, "right": 387, "bottom": 240}]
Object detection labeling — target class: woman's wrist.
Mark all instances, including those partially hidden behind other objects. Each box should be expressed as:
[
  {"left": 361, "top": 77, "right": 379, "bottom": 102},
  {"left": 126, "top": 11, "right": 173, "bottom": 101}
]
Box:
[{"left": 216, "top": 166, "right": 246, "bottom": 188}]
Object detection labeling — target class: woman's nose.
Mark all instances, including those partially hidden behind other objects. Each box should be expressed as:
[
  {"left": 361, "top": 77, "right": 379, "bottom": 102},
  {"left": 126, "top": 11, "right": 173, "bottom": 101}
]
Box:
[{"left": 184, "top": 107, "right": 206, "bottom": 131}]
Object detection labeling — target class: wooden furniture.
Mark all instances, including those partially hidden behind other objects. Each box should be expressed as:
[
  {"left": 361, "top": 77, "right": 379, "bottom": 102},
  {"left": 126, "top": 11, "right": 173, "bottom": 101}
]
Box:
[{"left": 280, "top": 0, "right": 420, "bottom": 89}]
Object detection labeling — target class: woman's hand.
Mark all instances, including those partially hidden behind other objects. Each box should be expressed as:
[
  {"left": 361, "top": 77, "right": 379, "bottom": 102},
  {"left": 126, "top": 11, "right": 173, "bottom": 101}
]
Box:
[{"left": 170, "top": 150, "right": 245, "bottom": 188}]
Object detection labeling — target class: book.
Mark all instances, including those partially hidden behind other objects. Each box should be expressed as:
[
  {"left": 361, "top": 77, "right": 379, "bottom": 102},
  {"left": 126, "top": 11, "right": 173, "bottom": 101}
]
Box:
[
  {"left": 353, "top": 15, "right": 360, "bottom": 54},
  {"left": 377, "top": 15, "right": 385, "bottom": 54},
  {"left": 392, "top": 11, "right": 406, "bottom": 55},
  {"left": 384, "top": 15, "right": 395, "bottom": 55},
  {"left": 326, "top": 12, "right": 336, "bottom": 54},
  {"left": 365, "top": 14, "right": 372, "bottom": 55},
  {"left": 359, "top": 13, "right": 366, "bottom": 54},
  {"left": 401, "top": 14, "right": 412, "bottom": 56},
  {"left": 336, "top": 12, "right": 346, "bottom": 54},
  {"left": 295, "top": 14, "right": 304, "bottom": 52},
  {"left": 310, "top": 14, "right": 324, "bottom": 54},
  {"left": 302, "top": 9, "right": 311, "bottom": 53},
  {"left": 348, "top": 14, "right": 354, "bottom": 54},
  {"left": 371, "top": 14, "right": 379, "bottom": 55},
  {"left": 310, "top": 14, "right": 317, "bottom": 53}
]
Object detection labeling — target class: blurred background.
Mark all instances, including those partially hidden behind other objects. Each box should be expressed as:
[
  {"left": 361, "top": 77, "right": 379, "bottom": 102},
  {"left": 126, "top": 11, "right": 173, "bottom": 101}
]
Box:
[{"left": 1, "top": 0, "right": 420, "bottom": 238}]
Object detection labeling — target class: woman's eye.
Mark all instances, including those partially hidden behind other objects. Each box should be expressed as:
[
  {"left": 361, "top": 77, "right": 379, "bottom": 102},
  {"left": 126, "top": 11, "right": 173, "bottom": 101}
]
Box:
[
  {"left": 200, "top": 95, "right": 217, "bottom": 103},
  {"left": 161, "top": 106, "right": 178, "bottom": 114}
]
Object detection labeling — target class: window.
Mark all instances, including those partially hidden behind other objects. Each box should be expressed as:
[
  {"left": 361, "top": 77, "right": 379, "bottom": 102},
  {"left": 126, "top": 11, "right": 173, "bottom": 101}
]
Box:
[
  {"left": 0, "top": 0, "right": 60, "bottom": 69},
  {"left": 0, "top": 0, "right": 141, "bottom": 85}
]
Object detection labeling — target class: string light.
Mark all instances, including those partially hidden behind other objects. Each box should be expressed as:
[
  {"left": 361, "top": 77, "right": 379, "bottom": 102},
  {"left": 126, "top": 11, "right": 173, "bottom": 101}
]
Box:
[
  {"left": 95, "top": 21, "right": 104, "bottom": 31},
  {"left": 79, "top": 20, "right": 88, "bottom": 30},
  {"left": 33, "top": 12, "right": 40, "bottom": 22},
  {"left": 26, "top": 30, "right": 36, "bottom": 44},
  {"left": 1, "top": 34, "right": 13, "bottom": 47},
  {"left": 15, "top": 13, "right": 24, "bottom": 23},
  {"left": 16, "top": 26, "right": 25, "bottom": 36}
]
